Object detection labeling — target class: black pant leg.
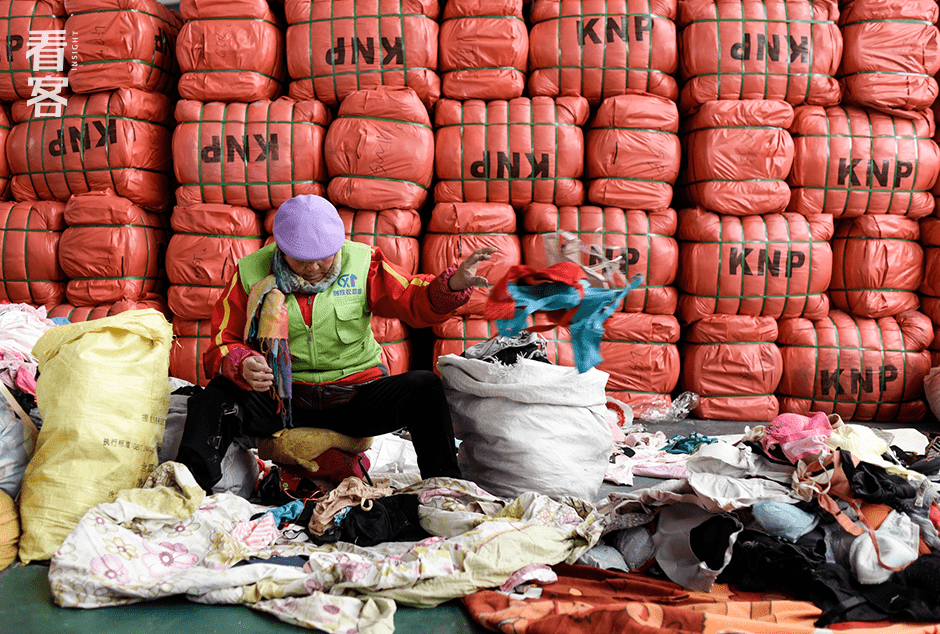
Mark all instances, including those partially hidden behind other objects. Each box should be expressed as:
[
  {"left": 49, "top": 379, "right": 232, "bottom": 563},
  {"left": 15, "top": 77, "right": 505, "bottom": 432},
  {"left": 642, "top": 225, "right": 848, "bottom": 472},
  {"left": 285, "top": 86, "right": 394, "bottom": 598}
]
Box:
[
  {"left": 300, "top": 371, "right": 461, "bottom": 480},
  {"left": 176, "top": 376, "right": 283, "bottom": 492}
]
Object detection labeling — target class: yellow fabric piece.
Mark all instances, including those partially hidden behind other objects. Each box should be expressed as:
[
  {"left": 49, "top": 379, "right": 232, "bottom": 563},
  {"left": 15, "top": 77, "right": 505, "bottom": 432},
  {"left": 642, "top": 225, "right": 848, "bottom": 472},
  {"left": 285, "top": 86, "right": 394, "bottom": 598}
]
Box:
[
  {"left": 0, "top": 490, "right": 19, "bottom": 571},
  {"left": 258, "top": 427, "right": 373, "bottom": 474},
  {"left": 18, "top": 309, "right": 173, "bottom": 563}
]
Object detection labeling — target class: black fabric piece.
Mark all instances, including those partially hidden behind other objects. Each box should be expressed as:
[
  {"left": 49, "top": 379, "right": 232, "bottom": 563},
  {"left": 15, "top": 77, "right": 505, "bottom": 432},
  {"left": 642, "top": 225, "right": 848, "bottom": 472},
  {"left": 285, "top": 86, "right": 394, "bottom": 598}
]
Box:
[
  {"left": 689, "top": 514, "right": 740, "bottom": 570},
  {"left": 740, "top": 439, "right": 791, "bottom": 465},
  {"left": 339, "top": 494, "right": 431, "bottom": 547},
  {"left": 7, "top": 385, "right": 36, "bottom": 413},
  {"left": 857, "top": 553, "right": 940, "bottom": 622},
  {"left": 840, "top": 451, "right": 916, "bottom": 512},
  {"left": 810, "top": 562, "right": 890, "bottom": 626},
  {"left": 716, "top": 528, "right": 826, "bottom": 600},
  {"left": 232, "top": 555, "right": 309, "bottom": 568}
]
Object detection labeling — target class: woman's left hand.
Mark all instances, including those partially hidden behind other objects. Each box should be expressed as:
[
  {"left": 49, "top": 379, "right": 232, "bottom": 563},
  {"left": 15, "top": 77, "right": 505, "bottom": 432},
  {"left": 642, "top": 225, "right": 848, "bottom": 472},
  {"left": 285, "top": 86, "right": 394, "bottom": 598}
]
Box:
[{"left": 448, "top": 246, "right": 498, "bottom": 291}]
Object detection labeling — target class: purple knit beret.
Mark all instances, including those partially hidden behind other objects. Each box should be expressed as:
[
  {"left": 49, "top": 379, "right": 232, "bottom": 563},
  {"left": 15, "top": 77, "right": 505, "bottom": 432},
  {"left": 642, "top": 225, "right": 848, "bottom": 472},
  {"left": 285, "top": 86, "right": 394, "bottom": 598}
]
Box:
[{"left": 272, "top": 195, "right": 345, "bottom": 261}]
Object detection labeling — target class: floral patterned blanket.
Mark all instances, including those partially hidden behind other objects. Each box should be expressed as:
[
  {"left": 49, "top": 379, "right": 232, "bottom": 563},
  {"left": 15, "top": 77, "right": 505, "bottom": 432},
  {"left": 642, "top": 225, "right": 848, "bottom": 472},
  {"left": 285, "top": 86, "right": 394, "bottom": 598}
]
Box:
[{"left": 49, "top": 462, "right": 603, "bottom": 633}]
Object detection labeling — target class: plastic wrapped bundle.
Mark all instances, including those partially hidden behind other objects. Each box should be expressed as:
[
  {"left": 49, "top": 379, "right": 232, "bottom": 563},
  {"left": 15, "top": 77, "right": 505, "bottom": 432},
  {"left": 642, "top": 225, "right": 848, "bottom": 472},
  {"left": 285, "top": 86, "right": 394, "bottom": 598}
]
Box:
[
  {"left": 173, "top": 98, "right": 331, "bottom": 211},
  {"left": 165, "top": 203, "right": 264, "bottom": 321},
  {"left": 0, "top": 201, "right": 66, "bottom": 307},
  {"left": 46, "top": 298, "right": 169, "bottom": 322},
  {"left": 777, "top": 309, "right": 933, "bottom": 422},
  {"left": 585, "top": 93, "right": 680, "bottom": 211},
  {"left": 7, "top": 89, "right": 173, "bottom": 212},
  {"left": 60, "top": 191, "right": 169, "bottom": 307},
  {"left": 830, "top": 215, "right": 923, "bottom": 319},
  {"left": 838, "top": 0, "right": 940, "bottom": 113},
  {"left": 528, "top": 0, "right": 678, "bottom": 104},
  {"left": 596, "top": 312, "right": 681, "bottom": 409},
  {"left": 0, "top": 0, "right": 69, "bottom": 101},
  {"left": 520, "top": 204, "right": 679, "bottom": 315},
  {"left": 439, "top": 0, "right": 527, "bottom": 100},
  {"left": 420, "top": 202, "right": 521, "bottom": 316},
  {"left": 325, "top": 88, "right": 434, "bottom": 211},
  {"left": 284, "top": 0, "right": 440, "bottom": 108},
  {"left": 681, "top": 315, "right": 782, "bottom": 421},
  {"left": 169, "top": 318, "right": 211, "bottom": 386},
  {"left": 676, "top": 0, "right": 842, "bottom": 113},
  {"left": 176, "top": 0, "right": 285, "bottom": 101},
  {"left": 788, "top": 105, "right": 939, "bottom": 218},
  {"left": 372, "top": 316, "right": 411, "bottom": 376},
  {"left": 920, "top": 216, "right": 940, "bottom": 327},
  {"left": 339, "top": 208, "right": 422, "bottom": 276},
  {"left": 65, "top": 0, "right": 182, "bottom": 94},
  {"left": 0, "top": 105, "right": 10, "bottom": 201},
  {"left": 676, "top": 207, "right": 834, "bottom": 323},
  {"left": 434, "top": 96, "right": 589, "bottom": 207},
  {"left": 680, "top": 100, "right": 794, "bottom": 216}
]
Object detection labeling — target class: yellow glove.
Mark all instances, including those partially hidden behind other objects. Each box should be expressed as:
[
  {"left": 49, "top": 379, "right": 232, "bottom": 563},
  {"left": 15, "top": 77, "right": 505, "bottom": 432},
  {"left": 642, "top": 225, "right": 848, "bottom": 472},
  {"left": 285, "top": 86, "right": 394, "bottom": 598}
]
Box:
[{"left": 257, "top": 428, "right": 373, "bottom": 474}]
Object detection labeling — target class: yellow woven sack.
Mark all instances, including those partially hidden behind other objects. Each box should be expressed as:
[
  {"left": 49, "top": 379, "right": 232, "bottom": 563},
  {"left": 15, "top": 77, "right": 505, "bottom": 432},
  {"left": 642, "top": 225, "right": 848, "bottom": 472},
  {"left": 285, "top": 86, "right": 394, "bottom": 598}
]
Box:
[
  {"left": 0, "top": 490, "right": 18, "bottom": 571},
  {"left": 18, "top": 309, "right": 172, "bottom": 563}
]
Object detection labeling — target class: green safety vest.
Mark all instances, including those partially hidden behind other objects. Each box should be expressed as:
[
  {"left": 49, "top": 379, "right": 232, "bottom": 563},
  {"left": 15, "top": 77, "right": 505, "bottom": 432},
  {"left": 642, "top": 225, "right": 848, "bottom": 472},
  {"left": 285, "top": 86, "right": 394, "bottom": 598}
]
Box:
[{"left": 237, "top": 241, "right": 382, "bottom": 383}]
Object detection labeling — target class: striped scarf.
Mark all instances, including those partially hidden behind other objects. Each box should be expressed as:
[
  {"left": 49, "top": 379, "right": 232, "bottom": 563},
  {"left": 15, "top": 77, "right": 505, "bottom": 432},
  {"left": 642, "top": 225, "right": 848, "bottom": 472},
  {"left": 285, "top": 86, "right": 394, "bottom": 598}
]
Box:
[{"left": 245, "top": 249, "right": 341, "bottom": 426}]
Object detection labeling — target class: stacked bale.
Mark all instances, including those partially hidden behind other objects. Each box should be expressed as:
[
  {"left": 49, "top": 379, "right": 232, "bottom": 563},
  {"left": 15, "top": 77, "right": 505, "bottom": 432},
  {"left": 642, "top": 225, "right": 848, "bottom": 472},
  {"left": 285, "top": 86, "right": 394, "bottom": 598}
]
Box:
[
  {"left": 176, "top": 0, "right": 285, "bottom": 102},
  {"left": 58, "top": 190, "right": 169, "bottom": 308},
  {"left": 284, "top": 0, "right": 440, "bottom": 108},
  {"left": 528, "top": 0, "right": 679, "bottom": 104},
  {"left": 65, "top": 0, "right": 182, "bottom": 94},
  {"left": 838, "top": 0, "right": 940, "bottom": 113},
  {"left": 0, "top": 201, "right": 66, "bottom": 307},
  {"left": 777, "top": 309, "right": 934, "bottom": 422},
  {"left": 438, "top": 0, "right": 528, "bottom": 100},
  {"left": 676, "top": 0, "right": 842, "bottom": 114}
]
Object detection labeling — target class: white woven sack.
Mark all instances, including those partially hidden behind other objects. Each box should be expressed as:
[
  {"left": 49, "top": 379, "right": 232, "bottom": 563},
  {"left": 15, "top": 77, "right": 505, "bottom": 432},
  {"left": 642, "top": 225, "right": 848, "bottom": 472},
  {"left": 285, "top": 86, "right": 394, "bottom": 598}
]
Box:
[{"left": 437, "top": 354, "right": 613, "bottom": 501}]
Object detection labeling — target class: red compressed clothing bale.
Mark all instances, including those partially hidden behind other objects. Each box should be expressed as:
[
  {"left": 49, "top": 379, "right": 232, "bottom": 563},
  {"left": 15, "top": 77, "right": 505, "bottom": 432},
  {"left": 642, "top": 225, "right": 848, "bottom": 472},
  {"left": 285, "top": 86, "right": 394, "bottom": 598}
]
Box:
[
  {"left": 434, "top": 96, "right": 589, "bottom": 207},
  {"left": 284, "top": 0, "right": 440, "bottom": 108},
  {"left": 585, "top": 93, "right": 680, "bottom": 211},
  {"left": 830, "top": 215, "right": 924, "bottom": 319},
  {"left": 680, "top": 99, "right": 795, "bottom": 216},
  {"left": 170, "top": 318, "right": 211, "bottom": 386},
  {"left": 0, "top": 201, "right": 65, "bottom": 307},
  {"left": 420, "top": 202, "right": 521, "bottom": 317},
  {"left": 520, "top": 204, "right": 678, "bottom": 315},
  {"left": 596, "top": 312, "right": 680, "bottom": 408},
  {"left": 338, "top": 208, "right": 422, "bottom": 276},
  {"left": 680, "top": 314, "right": 782, "bottom": 421},
  {"left": 165, "top": 203, "right": 264, "bottom": 321},
  {"left": 838, "top": 0, "right": 940, "bottom": 113},
  {"left": 528, "top": 0, "right": 678, "bottom": 105},
  {"left": 173, "top": 98, "right": 331, "bottom": 211},
  {"left": 65, "top": 0, "right": 182, "bottom": 94},
  {"left": 676, "top": 207, "right": 834, "bottom": 323},
  {"left": 372, "top": 315, "right": 411, "bottom": 376},
  {"left": 439, "top": 0, "right": 527, "bottom": 100},
  {"left": 788, "top": 105, "right": 939, "bottom": 218},
  {"left": 325, "top": 88, "right": 433, "bottom": 211},
  {"left": 676, "top": 0, "right": 842, "bottom": 114},
  {"left": 920, "top": 217, "right": 940, "bottom": 324},
  {"left": 60, "top": 190, "right": 169, "bottom": 307},
  {"left": 0, "top": 1, "right": 69, "bottom": 101},
  {"left": 176, "top": 0, "right": 285, "bottom": 102},
  {"left": 0, "top": 105, "right": 10, "bottom": 200},
  {"left": 776, "top": 309, "right": 934, "bottom": 422},
  {"left": 46, "top": 298, "right": 169, "bottom": 322},
  {"left": 7, "top": 89, "right": 173, "bottom": 212}
]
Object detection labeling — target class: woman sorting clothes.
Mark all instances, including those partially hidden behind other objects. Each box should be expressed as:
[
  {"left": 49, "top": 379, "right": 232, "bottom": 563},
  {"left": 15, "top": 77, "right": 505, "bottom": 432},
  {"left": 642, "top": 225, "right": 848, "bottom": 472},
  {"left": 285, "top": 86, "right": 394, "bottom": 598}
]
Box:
[{"left": 177, "top": 194, "right": 496, "bottom": 493}]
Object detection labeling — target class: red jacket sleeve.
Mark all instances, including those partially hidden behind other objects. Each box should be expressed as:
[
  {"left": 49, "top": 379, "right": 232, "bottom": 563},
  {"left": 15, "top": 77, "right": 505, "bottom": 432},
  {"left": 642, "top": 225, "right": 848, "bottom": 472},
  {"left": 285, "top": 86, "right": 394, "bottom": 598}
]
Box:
[
  {"left": 203, "top": 271, "right": 258, "bottom": 388},
  {"left": 366, "top": 246, "right": 472, "bottom": 327}
]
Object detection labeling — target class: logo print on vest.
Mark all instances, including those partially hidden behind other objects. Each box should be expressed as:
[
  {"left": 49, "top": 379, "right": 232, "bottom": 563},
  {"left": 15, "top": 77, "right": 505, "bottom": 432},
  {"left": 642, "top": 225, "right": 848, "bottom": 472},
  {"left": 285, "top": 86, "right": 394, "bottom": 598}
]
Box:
[{"left": 334, "top": 273, "right": 362, "bottom": 296}]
